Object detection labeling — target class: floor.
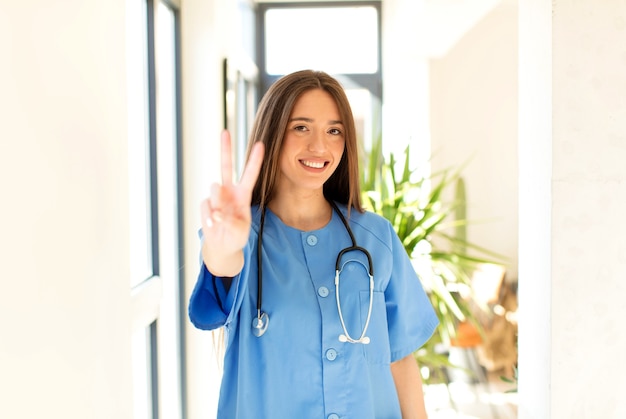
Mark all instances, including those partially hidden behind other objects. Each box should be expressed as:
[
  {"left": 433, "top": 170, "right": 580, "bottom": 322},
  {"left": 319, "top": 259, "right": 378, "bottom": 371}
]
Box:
[{"left": 425, "top": 370, "right": 518, "bottom": 419}]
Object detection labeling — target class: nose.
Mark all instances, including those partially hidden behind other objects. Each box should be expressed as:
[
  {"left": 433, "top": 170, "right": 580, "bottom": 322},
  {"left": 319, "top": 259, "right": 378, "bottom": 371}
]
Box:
[{"left": 307, "top": 130, "right": 327, "bottom": 152}]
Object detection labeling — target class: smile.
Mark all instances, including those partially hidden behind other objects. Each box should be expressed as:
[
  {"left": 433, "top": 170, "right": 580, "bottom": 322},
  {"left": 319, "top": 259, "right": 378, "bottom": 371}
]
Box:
[{"left": 300, "top": 160, "right": 326, "bottom": 169}]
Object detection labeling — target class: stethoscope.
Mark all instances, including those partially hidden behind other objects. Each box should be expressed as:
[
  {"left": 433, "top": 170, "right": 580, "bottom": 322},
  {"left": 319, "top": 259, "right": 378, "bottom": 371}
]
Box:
[{"left": 252, "top": 200, "right": 375, "bottom": 345}]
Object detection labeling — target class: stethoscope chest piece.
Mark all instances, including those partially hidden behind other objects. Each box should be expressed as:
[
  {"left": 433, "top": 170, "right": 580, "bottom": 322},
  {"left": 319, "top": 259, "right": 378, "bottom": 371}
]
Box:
[{"left": 251, "top": 311, "right": 269, "bottom": 337}]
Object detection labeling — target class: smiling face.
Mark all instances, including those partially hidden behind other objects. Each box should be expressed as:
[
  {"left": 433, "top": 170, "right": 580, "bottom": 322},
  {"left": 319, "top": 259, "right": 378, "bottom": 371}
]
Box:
[{"left": 275, "top": 88, "right": 346, "bottom": 196}]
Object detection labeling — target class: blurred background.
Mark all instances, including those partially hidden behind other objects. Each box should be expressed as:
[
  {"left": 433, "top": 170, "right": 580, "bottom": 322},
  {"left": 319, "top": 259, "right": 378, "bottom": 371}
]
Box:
[{"left": 2, "top": 1, "right": 625, "bottom": 418}]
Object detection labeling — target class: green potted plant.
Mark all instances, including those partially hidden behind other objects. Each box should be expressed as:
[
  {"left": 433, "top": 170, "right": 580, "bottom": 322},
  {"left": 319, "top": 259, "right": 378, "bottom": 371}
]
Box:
[{"left": 360, "top": 137, "right": 506, "bottom": 382}]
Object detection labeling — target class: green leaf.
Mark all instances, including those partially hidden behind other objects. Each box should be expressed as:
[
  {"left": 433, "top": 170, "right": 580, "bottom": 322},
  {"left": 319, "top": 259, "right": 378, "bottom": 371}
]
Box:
[{"left": 359, "top": 134, "right": 506, "bottom": 381}]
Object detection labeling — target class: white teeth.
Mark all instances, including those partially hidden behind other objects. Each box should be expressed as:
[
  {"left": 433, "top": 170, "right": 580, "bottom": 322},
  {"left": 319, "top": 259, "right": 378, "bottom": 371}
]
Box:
[{"left": 302, "top": 160, "right": 324, "bottom": 169}]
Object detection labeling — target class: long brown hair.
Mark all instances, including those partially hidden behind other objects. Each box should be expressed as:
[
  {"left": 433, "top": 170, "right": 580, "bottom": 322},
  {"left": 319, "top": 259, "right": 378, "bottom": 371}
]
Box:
[{"left": 245, "top": 70, "right": 363, "bottom": 213}]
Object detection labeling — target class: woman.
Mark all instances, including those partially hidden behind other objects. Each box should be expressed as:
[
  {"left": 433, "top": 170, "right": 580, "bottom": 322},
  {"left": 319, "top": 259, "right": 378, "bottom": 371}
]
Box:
[{"left": 189, "top": 70, "right": 438, "bottom": 418}]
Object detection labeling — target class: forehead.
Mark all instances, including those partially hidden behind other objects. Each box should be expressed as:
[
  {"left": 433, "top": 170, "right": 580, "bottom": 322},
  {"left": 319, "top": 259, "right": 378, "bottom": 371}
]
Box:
[{"left": 290, "top": 89, "right": 341, "bottom": 120}]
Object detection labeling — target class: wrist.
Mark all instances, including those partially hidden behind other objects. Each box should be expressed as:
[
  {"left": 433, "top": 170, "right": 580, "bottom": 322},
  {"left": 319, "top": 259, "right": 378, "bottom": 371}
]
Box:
[{"left": 202, "top": 245, "right": 244, "bottom": 277}]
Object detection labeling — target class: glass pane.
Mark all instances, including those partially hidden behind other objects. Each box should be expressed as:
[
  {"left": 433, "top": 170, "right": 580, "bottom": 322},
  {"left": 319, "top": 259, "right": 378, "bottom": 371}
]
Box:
[
  {"left": 156, "top": 1, "right": 176, "bottom": 160},
  {"left": 132, "top": 326, "right": 153, "bottom": 419},
  {"left": 264, "top": 6, "right": 378, "bottom": 75},
  {"left": 345, "top": 87, "right": 375, "bottom": 152},
  {"left": 128, "top": 0, "right": 153, "bottom": 286},
  {"left": 224, "top": 58, "right": 258, "bottom": 177},
  {"left": 155, "top": 3, "right": 178, "bottom": 292}
]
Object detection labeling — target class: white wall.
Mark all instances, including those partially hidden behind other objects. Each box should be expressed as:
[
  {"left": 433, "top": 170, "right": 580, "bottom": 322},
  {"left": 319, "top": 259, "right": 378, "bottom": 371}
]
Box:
[
  {"left": 519, "top": 0, "right": 626, "bottom": 417},
  {"left": 0, "top": 1, "right": 251, "bottom": 417},
  {"left": 0, "top": 1, "right": 133, "bottom": 418},
  {"left": 429, "top": 2, "right": 519, "bottom": 281},
  {"left": 382, "top": 0, "right": 519, "bottom": 282},
  {"left": 517, "top": 0, "right": 552, "bottom": 416}
]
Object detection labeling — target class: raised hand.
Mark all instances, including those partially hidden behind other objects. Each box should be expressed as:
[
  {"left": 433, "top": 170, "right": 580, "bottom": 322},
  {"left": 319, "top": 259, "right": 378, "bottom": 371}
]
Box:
[{"left": 200, "top": 130, "right": 264, "bottom": 276}]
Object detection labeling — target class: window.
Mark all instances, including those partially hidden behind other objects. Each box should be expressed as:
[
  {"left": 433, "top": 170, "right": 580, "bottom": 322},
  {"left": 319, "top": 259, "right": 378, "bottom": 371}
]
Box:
[
  {"left": 256, "top": 1, "right": 382, "bottom": 152},
  {"left": 264, "top": 6, "right": 379, "bottom": 75},
  {"left": 127, "top": 0, "right": 185, "bottom": 418}
]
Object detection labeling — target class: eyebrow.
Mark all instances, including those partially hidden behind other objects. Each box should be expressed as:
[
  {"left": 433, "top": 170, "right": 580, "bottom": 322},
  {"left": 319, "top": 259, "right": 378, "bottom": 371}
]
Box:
[{"left": 289, "top": 117, "right": 344, "bottom": 125}]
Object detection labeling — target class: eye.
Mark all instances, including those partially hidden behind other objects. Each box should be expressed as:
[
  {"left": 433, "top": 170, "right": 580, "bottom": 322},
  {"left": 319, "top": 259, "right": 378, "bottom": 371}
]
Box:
[
  {"left": 293, "top": 125, "right": 308, "bottom": 132},
  {"left": 328, "top": 127, "right": 343, "bottom": 135}
]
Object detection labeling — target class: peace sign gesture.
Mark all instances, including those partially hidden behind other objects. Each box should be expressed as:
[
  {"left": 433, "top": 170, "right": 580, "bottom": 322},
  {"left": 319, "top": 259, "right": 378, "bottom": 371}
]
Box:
[{"left": 200, "top": 130, "right": 265, "bottom": 277}]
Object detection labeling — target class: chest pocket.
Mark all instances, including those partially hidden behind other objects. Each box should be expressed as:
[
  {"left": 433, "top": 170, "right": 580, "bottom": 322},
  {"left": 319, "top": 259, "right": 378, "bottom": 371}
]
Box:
[
  {"left": 335, "top": 256, "right": 391, "bottom": 364},
  {"left": 360, "top": 290, "right": 391, "bottom": 365}
]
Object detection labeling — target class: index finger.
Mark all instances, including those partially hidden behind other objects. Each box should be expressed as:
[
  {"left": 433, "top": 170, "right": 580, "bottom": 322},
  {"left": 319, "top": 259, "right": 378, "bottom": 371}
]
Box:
[
  {"left": 221, "top": 130, "right": 234, "bottom": 186},
  {"left": 239, "top": 141, "right": 265, "bottom": 192}
]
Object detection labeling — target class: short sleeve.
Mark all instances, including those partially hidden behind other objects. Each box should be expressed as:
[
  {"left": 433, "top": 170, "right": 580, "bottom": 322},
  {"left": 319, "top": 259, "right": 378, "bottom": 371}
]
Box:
[{"left": 384, "top": 223, "right": 439, "bottom": 362}]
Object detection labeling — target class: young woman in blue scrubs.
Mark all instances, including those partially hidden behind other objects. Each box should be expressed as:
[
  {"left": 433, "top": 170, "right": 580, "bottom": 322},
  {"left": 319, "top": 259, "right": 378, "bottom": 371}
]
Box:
[{"left": 189, "top": 70, "right": 439, "bottom": 418}]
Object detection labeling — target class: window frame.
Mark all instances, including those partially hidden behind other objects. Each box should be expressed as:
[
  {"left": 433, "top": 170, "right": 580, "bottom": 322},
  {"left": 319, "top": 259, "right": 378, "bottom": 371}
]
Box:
[
  {"left": 255, "top": 1, "right": 383, "bottom": 100},
  {"left": 129, "top": 0, "right": 186, "bottom": 418}
]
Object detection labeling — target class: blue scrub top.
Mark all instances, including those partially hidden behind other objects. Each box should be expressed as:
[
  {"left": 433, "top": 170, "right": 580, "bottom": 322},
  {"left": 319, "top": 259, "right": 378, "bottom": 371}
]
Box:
[{"left": 189, "top": 203, "right": 439, "bottom": 419}]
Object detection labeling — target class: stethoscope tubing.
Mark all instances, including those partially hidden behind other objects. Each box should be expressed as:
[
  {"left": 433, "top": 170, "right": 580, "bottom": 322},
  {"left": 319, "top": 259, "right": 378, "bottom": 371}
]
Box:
[
  {"left": 335, "top": 260, "right": 374, "bottom": 344},
  {"left": 253, "top": 200, "right": 374, "bottom": 343}
]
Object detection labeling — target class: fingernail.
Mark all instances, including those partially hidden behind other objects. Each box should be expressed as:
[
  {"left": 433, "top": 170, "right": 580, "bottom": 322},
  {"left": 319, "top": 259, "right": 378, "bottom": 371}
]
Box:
[
  {"left": 213, "top": 211, "right": 224, "bottom": 223},
  {"left": 205, "top": 217, "right": 213, "bottom": 228}
]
